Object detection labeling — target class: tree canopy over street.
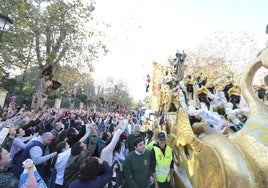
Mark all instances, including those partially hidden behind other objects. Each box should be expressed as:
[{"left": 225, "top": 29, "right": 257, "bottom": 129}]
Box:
[
  {"left": 0, "top": 0, "right": 111, "bottom": 110},
  {"left": 0, "top": 0, "right": 266, "bottom": 112}
]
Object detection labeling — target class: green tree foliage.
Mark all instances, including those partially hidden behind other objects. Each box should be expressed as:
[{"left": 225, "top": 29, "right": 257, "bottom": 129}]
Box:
[
  {"left": 52, "top": 64, "right": 93, "bottom": 108},
  {"left": 54, "top": 65, "right": 93, "bottom": 97},
  {"left": 96, "top": 77, "right": 133, "bottom": 112},
  {"left": 0, "top": 0, "right": 108, "bottom": 109},
  {"left": 1, "top": 0, "right": 107, "bottom": 71}
]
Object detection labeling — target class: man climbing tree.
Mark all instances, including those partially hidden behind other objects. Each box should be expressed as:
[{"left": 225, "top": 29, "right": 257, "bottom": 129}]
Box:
[{"left": 0, "top": 0, "right": 108, "bottom": 110}]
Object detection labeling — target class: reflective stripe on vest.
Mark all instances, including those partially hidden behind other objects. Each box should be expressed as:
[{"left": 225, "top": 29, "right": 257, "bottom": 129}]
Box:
[
  {"left": 153, "top": 145, "right": 172, "bottom": 182},
  {"left": 146, "top": 139, "right": 155, "bottom": 150},
  {"left": 140, "top": 125, "right": 146, "bottom": 132}
]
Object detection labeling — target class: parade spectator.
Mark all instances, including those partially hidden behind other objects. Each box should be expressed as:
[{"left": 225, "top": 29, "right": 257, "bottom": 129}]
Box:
[
  {"left": 20, "top": 111, "right": 43, "bottom": 133},
  {"left": 123, "top": 137, "right": 154, "bottom": 188},
  {"left": 0, "top": 147, "right": 18, "bottom": 187},
  {"left": 142, "top": 117, "right": 152, "bottom": 132},
  {"left": 51, "top": 122, "right": 64, "bottom": 138},
  {"left": 50, "top": 141, "right": 71, "bottom": 188},
  {"left": 100, "top": 122, "right": 127, "bottom": 188},
  {"left": 119, "top": 132, "right": 128, "bottom": 158},
  {"left": 12, "top": 132, "right": 56, "bottom": 179},
  {"left": 1, "top": 126, "right": 16, "bottom": 152},
  {"left": 49, "top": 121, "right": 65, "bottom": 159},
  {"left": 0, "top": 118, "right": 13, "bottom": 145},
  {"left": 63, "top": 141, "right": 91, "bottom": 187},
  {"left": 56, "top": 129, "right": 68, "bottom": 144},
  {"left": 7, "top": 102, "right": 16, "bottom": 118},
  {"left": 100, "top": 122, "right": 127, "bottom": 166},
  {"left": 10, "top": 128, "right": 30, "bottom": 162},
  {"left": 65, "top": 125, "right": 86, "bottom": 147},
  {"left": 103, "top": 116, "right": 110, "bottom": 132},
  {"left": 19, "top": 159, "right": 38, "bottom": 188},
  {"left": 126, "top": 125, "right": 142, "bottom": 153},
  {"left": 98, "top": 131, "right": 112, "bottom": 155},
  {"left": 127, "top": 117, "right": 136, "bottom": 135},
  {"left": 107, "top": 116, "right": 117, "bottom": 133},
  {"left": 108, "top": 135, "right": 126, "bottom": 188},
  {"left": 68, "top": 157, "right": 112, "bottom": 188},
  {"left": 18, "top": 158, "right": 46, "bottom": 188},
  {"left": 84, "top": 123, "right": 100, "bottom": 157}
]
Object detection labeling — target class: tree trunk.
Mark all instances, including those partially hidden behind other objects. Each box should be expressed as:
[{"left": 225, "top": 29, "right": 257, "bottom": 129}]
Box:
[
  {"left": 32, "top": 74, "right": 54, "bottom": 111},
  {"left": 31, "top": 65, "right": 61, "bottom": 111},
  {"left": 69, "top": 94, "right": 75, "bottom": 109}
]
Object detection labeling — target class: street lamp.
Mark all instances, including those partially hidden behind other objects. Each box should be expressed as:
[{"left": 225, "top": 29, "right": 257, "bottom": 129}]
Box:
[{"left": 0, "top": 14, "right": 13, "bottom": 41}]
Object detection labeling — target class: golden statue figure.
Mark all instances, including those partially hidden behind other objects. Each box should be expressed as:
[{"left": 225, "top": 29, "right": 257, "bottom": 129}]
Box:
[{"left": 151, "top": 38, "right": 268, "bottom": 187}]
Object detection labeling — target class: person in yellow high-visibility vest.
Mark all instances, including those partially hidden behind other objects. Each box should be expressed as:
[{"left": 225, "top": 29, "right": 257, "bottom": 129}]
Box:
[
  {"left": 150, "top": 132, "right": 175, "bottom": 188},
  {"left": 145, "top": 130, "right": 155, "bottom": 150}
]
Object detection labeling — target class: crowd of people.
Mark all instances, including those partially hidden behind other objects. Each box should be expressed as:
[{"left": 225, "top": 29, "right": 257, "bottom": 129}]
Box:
[
  {"left": 0, "top": 61, "right": 267, "bottom": 188},
  {"left": 0, "top": 104, "right": 175, "bottom": 188},
  {"left": 158, "top": 53, "right": 268, "bottom": 137},
  {"left": 177, "top": 75, "right": 250, "bottom": 136}
]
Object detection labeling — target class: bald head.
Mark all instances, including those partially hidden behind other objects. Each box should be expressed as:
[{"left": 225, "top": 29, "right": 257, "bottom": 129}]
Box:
[
  {"left": 133, "top": 125, "right": 140, "bottom": 136},
  {"left": 42, "top": 132, "right": 53, "bottom": 145}
]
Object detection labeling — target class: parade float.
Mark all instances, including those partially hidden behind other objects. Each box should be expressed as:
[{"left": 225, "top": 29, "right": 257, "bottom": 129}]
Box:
[{"left": 150, "top": 44, "right": 268, "bottom": 187}]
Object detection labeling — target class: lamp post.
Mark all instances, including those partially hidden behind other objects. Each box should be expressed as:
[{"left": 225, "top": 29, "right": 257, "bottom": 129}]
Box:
[
  {"left": 0, "top": 14, "right": 13, "bottom": 42},
  {"left": 0, "top": 14, "right": 12, "bottom": 107}
]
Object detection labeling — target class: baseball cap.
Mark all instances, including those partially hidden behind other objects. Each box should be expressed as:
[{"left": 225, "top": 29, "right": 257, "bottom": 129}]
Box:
[{"left": 158, "top": 132, "right": 166, "bottom": 139}]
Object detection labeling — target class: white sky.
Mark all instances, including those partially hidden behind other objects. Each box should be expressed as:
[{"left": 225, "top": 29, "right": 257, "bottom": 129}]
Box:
[{"left": 91, "top": 0, "right": 268, "bottom": 101}]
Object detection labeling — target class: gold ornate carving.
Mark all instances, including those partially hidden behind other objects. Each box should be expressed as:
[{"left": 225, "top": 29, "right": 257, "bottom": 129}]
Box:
[
  {"left": 239, "top": 45, "right": 268, "bottom": 145},
  {"left": 151, "top": 42, "right": 268, "bottom": 187},
  {"left": 174, "top": 108, "right": 203, "bottom": 153},
  {"left": 168, "top": 108, "right": 257, "bottom": 188}
]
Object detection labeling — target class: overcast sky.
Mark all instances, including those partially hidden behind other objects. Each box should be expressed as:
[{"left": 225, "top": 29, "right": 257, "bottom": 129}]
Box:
[{"left": 91, "top": 0, "right": 268, "bottom": 100}]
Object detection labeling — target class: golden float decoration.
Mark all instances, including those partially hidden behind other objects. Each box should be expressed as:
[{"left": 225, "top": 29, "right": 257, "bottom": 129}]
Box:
[{"left": 150, "top": 42, "right": 268, "bottom": 188}]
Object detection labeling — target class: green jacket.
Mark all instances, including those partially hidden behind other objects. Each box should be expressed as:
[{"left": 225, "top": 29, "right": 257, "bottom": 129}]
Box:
[
  {"left": 123, "top": 150, "right": 152, "bottom": 188},
  {"left": 127, "top": 134, "right": 141, "bottom": 152}
]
